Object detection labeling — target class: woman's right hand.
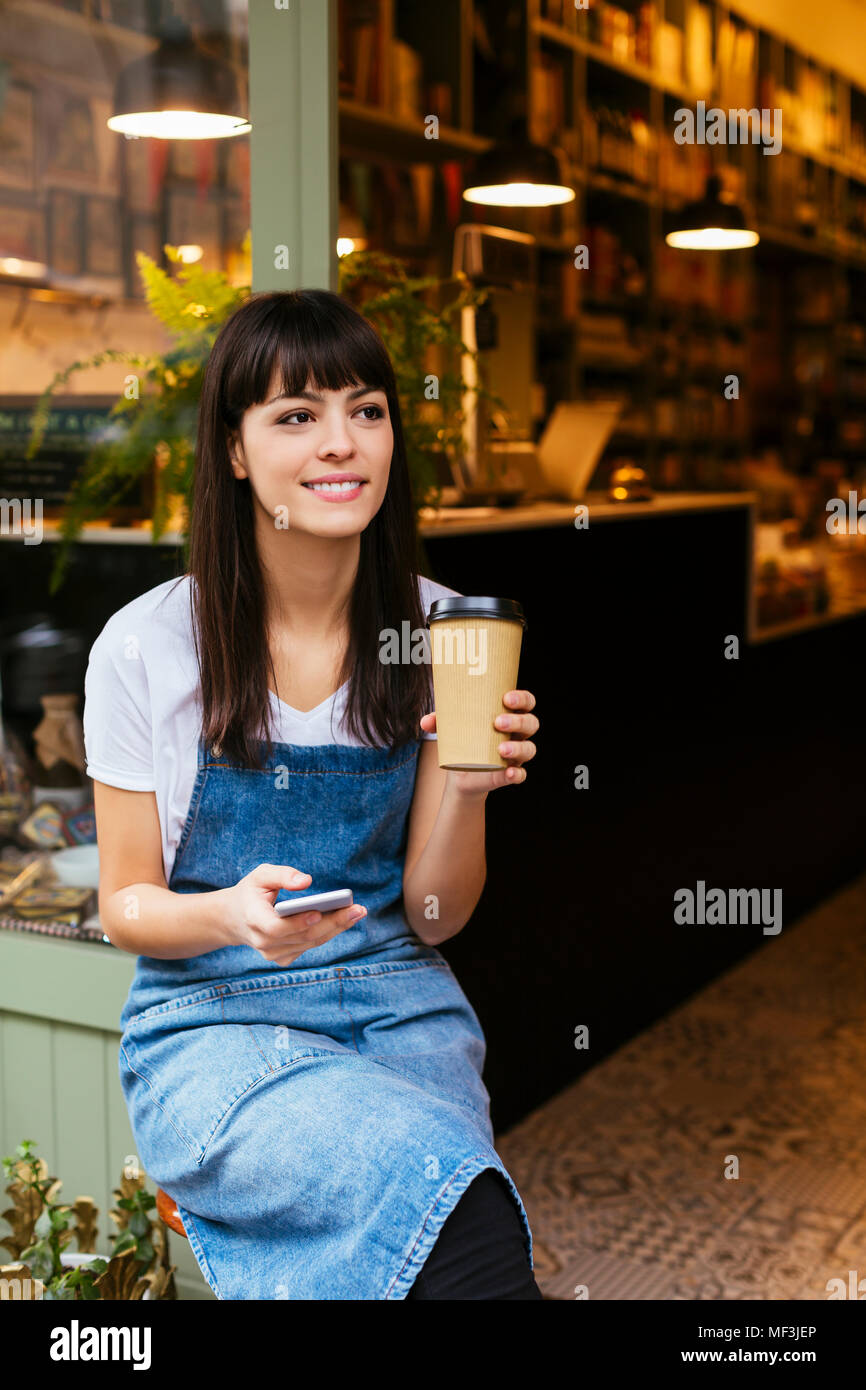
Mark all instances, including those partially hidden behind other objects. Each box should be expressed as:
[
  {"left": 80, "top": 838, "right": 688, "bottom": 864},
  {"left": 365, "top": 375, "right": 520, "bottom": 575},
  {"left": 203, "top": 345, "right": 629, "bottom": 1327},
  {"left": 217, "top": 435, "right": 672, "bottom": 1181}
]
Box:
[{"left": 222, "top": 863, "right": 367, "bottom": 967}]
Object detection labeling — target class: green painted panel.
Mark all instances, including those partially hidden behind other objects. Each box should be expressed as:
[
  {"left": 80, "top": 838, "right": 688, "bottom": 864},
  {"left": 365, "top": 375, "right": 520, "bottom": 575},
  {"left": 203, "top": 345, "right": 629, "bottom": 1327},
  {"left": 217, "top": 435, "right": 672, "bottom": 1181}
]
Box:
[
  {"left": 0, "top": 934, "right": 135, "bottom": 1032},
  {"left": 105, "top": 1030, "right": 135, "bottom": 1191},
  {"left": 0, "top": 1014, "right": 56, "bottom": 1166},
  {"left": 52, "top": 1024, "right": 109, "bottom": 1221}
]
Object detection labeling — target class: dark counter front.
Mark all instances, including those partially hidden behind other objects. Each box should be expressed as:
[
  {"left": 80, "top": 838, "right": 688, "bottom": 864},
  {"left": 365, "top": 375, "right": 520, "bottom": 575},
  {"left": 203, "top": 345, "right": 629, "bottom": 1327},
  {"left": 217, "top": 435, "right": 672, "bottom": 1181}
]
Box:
[
  {"left": 3, "top": 497, "right": 865, "bottom": 1132},
  {"left": 423, "top": 499, "right": 866, "bottom": 1131}
]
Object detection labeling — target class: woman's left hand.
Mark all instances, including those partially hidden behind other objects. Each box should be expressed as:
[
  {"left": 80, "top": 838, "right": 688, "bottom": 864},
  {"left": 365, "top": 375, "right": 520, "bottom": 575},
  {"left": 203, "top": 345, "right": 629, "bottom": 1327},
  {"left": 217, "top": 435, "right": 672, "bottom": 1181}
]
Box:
[{"left": 419, "top": 689, "right": 539, "bottom": 797}]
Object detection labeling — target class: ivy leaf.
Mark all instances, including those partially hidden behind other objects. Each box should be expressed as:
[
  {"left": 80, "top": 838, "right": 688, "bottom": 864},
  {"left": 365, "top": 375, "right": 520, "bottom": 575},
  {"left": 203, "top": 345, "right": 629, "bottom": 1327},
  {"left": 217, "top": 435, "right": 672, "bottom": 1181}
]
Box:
[
  {"left": 128, "top": 1210, "right": 150, "bottom": 1238},
  {"left": 24, "top": 1243, "right": 55, "bottom": 1282},
  {"left": 133, "top": 1238, "right": 154, "bottom": 1266},
  {"left": 49, "top": 1205, "right": 72, "bottom": 1232},
  {"left": 34, "top": 1209, "right": 53, "bottom": 1238}
]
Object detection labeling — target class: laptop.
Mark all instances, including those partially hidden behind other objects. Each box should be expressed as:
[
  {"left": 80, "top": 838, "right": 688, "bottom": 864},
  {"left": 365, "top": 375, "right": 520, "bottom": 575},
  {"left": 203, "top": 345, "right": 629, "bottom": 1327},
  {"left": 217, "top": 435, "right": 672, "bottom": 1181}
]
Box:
[
  {"left": 534, "top": 400, "right": 623, "bottom": 501},
  {"left": 442, "top": 399, "right": 624, "bottom": 506}
]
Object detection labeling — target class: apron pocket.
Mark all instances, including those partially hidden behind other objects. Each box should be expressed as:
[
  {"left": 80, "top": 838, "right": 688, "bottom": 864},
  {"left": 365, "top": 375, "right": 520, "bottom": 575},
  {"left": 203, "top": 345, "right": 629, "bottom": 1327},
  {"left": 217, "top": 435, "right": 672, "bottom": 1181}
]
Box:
[{"left": 120, "top": 1007, "right": 347, "bottom": 1166}]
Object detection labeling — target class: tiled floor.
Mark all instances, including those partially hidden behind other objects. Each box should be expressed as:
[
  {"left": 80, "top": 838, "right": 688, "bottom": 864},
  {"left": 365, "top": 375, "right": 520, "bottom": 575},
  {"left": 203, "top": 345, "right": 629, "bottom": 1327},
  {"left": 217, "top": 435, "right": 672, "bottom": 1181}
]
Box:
[{"left": 497, "top": 873, "right": 866, "bottom": 1300}]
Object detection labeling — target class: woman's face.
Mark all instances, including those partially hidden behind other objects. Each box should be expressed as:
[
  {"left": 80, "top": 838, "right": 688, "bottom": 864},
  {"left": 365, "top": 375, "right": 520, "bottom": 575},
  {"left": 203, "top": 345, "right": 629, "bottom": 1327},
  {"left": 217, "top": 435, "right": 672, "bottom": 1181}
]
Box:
[{"left": 228, "top": 369, "right": 393, "bottom": 537}]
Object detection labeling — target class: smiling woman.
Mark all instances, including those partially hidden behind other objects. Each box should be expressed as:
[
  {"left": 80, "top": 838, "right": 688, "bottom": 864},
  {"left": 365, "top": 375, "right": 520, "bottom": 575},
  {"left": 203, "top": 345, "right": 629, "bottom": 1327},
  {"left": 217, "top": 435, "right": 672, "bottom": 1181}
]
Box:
[
  {"left": 83, "top": 287, "right": 541, "bottom": 1301},
  {"left": 233, "top": 379, "right": 389, "bottom": 511},
  {"left": 188, "top": 290, "right": 426, "bottom": 762}
]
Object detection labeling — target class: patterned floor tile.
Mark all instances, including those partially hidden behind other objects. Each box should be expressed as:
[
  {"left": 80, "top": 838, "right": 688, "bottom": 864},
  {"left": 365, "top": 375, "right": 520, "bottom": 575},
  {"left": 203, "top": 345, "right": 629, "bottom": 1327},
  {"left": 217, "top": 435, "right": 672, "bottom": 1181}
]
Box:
[{"left": 498, "top": 873, "right": 866, "bottom": 1300}]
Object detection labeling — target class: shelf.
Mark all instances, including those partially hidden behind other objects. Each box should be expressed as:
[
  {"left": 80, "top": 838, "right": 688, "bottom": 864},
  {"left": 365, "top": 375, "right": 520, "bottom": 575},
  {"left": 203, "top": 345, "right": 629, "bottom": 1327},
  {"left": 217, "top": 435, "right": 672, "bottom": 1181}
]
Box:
[
  {"left": 533, "top": 18, "right": 701, "bottom": 103},
  {"left": 752, "top": 599, "right": 866, "bottom": 643},
  {"left": 579, "top": 352, "right": 646, "bottom": 369},
  {"left": 764, "top": 130, "right": 866, "bottom": 184},
  {"left": 339, "top": 100, "right": 488, "bottom": 163},
  {"left": 534, "top": 16, "right": 866, "bottom": 186},
  {"left": 754, "top": 222, "right": 860, "bottom": 264},
  {"left": 585, "top": 170, "right": 656, "bottom": 203},
  {"left": 0, "top": 523, "right": 184, "bottom": 547},
  {"left": 6, "top": 0, "right": 154, "bottom": 54},
  {"left": 418, "top": 491, "right": 756, "bottom": 537}
]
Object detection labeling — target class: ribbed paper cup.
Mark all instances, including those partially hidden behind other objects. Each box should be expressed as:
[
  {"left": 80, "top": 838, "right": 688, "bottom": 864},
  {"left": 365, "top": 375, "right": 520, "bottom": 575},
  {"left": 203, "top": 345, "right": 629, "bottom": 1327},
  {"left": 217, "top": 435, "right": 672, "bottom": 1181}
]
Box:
[{"left": 427, "top": 597, "right": 527, "bottom": 770}]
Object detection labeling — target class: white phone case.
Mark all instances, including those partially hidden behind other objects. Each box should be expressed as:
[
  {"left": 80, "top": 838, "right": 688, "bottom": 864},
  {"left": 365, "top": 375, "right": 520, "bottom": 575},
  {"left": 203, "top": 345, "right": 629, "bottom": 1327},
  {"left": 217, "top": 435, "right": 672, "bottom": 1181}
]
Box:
[{"left": 274, "top": 889, "right": 354, "bottom": 918}]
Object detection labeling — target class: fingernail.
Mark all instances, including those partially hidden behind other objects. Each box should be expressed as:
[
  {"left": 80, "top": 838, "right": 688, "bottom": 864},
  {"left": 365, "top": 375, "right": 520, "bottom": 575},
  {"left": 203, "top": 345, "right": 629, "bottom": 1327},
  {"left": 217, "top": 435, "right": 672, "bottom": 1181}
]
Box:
[
  {"left": 349, "top": 907, "right": 366, "bottom": 922},
  {"left": 500, "top": 743, "right": 513, "bottom": 755},
  {"left": 305, "top": 912, "right": 321, "bottom": 925}
]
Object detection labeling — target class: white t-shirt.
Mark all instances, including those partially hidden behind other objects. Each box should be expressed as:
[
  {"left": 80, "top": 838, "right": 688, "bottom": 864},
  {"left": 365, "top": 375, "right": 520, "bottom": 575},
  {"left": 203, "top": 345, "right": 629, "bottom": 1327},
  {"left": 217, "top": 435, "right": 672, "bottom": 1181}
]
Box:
[{"left": 83, "top": 572, "right": 460, "bottom": 883}]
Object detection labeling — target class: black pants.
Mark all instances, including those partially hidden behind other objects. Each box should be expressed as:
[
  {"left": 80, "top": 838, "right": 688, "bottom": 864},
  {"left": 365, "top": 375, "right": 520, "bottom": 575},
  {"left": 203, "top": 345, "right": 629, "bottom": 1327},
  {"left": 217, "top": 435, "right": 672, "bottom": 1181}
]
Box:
[{"left": 405, "top": 1169, "right": 544, "bottom": 1300}]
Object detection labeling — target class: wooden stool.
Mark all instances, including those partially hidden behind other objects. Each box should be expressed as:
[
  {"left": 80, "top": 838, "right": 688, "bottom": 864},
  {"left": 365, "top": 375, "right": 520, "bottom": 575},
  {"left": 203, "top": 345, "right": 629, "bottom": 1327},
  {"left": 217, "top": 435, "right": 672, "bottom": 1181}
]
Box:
[{"left": 156, "top": 1187, "right": 187, "bottom": 1238}]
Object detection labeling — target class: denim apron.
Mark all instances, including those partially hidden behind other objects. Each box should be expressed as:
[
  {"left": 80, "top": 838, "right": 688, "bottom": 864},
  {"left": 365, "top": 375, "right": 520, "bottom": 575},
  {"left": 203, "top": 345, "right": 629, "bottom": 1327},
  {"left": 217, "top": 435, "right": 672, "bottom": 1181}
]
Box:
[{"left": 117, "top": 734, "right": 534, "bottom": 1299}]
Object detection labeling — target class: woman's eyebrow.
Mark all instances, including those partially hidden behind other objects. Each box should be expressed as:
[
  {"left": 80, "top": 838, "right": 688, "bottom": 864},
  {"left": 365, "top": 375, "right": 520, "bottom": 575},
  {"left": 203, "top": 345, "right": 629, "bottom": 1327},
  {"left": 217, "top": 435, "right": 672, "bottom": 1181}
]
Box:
[{"left": 265, "top": 385, "right": 384, "bottom": 406}]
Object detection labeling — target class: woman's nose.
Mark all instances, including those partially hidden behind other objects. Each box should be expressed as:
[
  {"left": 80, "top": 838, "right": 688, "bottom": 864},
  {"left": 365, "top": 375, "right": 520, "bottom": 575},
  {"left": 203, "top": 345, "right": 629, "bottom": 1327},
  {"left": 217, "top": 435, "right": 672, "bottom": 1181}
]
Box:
[{"left": 318, "top": 422, "right": 354, "bottom": 456}]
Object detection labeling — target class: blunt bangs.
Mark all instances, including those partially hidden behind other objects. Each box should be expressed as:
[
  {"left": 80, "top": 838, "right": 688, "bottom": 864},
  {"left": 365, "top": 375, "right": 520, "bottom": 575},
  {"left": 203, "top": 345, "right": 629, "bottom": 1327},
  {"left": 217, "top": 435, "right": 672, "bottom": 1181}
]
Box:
[{"left": 220, "top": 291, "right": 393, "bottom": 429}]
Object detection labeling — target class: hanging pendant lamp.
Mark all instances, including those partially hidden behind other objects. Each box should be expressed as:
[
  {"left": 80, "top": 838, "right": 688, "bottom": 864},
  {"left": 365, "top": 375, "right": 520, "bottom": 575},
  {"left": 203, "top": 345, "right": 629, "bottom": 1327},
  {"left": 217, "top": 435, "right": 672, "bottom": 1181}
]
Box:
[
  {"left": 665, "top": 173, "right": 758, "bottom": 250},
  {"left": 107, "top": 13, "right": 250, "bottom": 140},
  {"left": 464, "top": 116, "right": 574, "bottom": 208}
]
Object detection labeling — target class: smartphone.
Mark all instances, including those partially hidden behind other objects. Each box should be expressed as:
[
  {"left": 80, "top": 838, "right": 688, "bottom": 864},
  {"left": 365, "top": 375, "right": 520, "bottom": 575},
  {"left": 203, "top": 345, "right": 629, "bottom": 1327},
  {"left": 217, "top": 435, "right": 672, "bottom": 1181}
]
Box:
[{"left": 274, "top": 889, "right": 354, "bottom": 918}]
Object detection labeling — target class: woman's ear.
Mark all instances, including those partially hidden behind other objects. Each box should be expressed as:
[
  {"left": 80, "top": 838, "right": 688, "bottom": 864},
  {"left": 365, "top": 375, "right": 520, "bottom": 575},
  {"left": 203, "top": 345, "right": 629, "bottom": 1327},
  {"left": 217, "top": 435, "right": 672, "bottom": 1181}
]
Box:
[{"left": 227, "top": 430, "right": 248, "bottom": 480}]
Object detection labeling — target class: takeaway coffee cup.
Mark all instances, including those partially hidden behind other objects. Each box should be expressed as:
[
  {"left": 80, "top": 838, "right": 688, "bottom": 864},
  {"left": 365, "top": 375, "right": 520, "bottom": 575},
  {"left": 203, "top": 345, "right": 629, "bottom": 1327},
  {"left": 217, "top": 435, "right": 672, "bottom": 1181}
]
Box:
[{"left": 426, "top": 596, "right": 527, "bottom": 770}]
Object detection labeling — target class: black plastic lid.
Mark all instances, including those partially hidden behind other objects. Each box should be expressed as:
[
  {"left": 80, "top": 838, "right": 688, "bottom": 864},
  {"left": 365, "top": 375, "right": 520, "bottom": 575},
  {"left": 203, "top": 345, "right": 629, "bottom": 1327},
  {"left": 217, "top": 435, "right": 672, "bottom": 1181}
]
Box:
[{"left": 427, "top": 595, "right": 527, "bottom": 630}]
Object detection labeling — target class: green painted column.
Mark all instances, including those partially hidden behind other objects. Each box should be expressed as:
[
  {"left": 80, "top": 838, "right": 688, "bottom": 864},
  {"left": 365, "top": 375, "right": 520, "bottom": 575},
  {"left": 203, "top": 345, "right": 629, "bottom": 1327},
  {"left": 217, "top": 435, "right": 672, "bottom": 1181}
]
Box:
[{"left": 248, "top": 0, "right": 339, "bottom": 293}]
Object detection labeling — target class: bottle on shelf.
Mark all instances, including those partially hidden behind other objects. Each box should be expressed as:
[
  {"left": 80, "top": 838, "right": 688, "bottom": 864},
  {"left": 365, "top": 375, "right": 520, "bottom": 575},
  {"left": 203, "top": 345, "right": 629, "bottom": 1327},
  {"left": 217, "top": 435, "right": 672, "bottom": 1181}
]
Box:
[{"left": 795, "top": 163, "right": 819, "bottom": 237}]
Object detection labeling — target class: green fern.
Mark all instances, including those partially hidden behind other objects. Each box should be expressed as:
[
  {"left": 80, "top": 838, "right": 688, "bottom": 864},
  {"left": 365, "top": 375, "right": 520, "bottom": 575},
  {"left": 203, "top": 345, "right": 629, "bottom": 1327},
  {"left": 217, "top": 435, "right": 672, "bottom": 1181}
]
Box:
[
  {"left": 26, "top": 243, "right": 250, "bottom": 594},
  {"left": 337, "top": 249, "right": 509, "bottom": 507}
]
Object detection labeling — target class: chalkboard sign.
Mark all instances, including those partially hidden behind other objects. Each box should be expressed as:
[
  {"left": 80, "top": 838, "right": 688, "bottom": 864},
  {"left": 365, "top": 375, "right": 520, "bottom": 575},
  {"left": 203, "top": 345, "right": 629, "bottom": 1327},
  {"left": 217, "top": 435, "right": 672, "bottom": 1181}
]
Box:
[{"left": 0, "top": 395, "right": 149, "bottom": 519}]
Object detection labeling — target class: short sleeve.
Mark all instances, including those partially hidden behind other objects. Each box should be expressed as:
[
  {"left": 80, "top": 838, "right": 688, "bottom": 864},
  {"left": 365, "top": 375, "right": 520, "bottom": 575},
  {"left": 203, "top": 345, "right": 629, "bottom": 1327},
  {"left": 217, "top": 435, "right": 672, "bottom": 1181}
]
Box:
[
  {"left": 83, "top": 620, "right": 156, "bottom": 790},
  {"left": 417, "top": 573, "right": 463, "bottom": 741}
]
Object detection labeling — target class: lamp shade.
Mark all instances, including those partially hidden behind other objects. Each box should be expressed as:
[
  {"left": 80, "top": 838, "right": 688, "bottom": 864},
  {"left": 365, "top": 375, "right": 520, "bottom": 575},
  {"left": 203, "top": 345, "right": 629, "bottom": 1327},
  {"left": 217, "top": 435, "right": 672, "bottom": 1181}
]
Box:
[
  {"left": 464, "top": 135, "right": 574, "bottom": 207},
  {"left": 107, "top": 15, "right": 250, "bottom": 139},
  {"left": 665, "top": 174, "right": 758, "bottom": 250}
]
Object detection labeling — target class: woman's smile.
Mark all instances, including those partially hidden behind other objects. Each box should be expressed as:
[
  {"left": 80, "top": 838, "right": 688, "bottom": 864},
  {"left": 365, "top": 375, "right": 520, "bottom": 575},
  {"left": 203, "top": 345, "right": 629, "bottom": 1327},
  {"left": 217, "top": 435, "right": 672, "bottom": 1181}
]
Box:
[{"left": 301, "top": 472, "right": 368, "bottom": 501}]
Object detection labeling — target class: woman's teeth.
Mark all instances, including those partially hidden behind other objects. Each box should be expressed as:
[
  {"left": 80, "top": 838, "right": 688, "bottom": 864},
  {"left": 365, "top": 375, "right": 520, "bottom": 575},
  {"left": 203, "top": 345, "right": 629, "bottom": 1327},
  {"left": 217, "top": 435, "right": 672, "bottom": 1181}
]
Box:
[{"left": 304, "top": 480, "right": 363, "bottom": 492}]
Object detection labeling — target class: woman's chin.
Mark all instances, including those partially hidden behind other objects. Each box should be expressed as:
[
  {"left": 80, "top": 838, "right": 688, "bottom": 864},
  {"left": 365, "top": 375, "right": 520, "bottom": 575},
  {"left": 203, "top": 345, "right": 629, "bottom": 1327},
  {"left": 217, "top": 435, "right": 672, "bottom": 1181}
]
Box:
[{"left": 287, "top": 506, "right": 376, "bottom": 538}]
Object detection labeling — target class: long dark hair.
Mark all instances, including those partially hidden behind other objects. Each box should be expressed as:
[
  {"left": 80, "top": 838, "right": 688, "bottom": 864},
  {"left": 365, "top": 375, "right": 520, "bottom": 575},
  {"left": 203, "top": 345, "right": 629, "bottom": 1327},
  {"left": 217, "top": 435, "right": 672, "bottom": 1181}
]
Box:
[{"left": 185, "top": 289, "right": 430, "bottom": 768}]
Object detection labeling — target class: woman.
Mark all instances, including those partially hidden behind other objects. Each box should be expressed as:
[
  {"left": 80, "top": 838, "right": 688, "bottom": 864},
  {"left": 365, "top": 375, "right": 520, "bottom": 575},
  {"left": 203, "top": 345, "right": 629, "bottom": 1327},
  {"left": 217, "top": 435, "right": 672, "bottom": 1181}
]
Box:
[{"left": 83, "top": 289, "right": 542, "bottom": 1300}]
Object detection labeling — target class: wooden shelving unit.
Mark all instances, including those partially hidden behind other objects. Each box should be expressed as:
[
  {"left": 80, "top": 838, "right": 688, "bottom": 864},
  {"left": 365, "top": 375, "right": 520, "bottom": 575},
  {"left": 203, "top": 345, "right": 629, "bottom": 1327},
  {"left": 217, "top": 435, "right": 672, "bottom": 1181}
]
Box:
[
  {"left": 336, "top": 0, "right": 866, "bottom": 633},
  {"left": 337, "top": 1, "right": 865, "bottom": 490}
]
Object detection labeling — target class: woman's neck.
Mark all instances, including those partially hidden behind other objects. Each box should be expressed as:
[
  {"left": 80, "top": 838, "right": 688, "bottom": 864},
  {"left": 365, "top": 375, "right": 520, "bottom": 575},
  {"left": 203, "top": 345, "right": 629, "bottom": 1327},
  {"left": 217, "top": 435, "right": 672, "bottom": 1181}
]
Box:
[{"left": 256, "top": 508, "right": 360, "bottom": 639}]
